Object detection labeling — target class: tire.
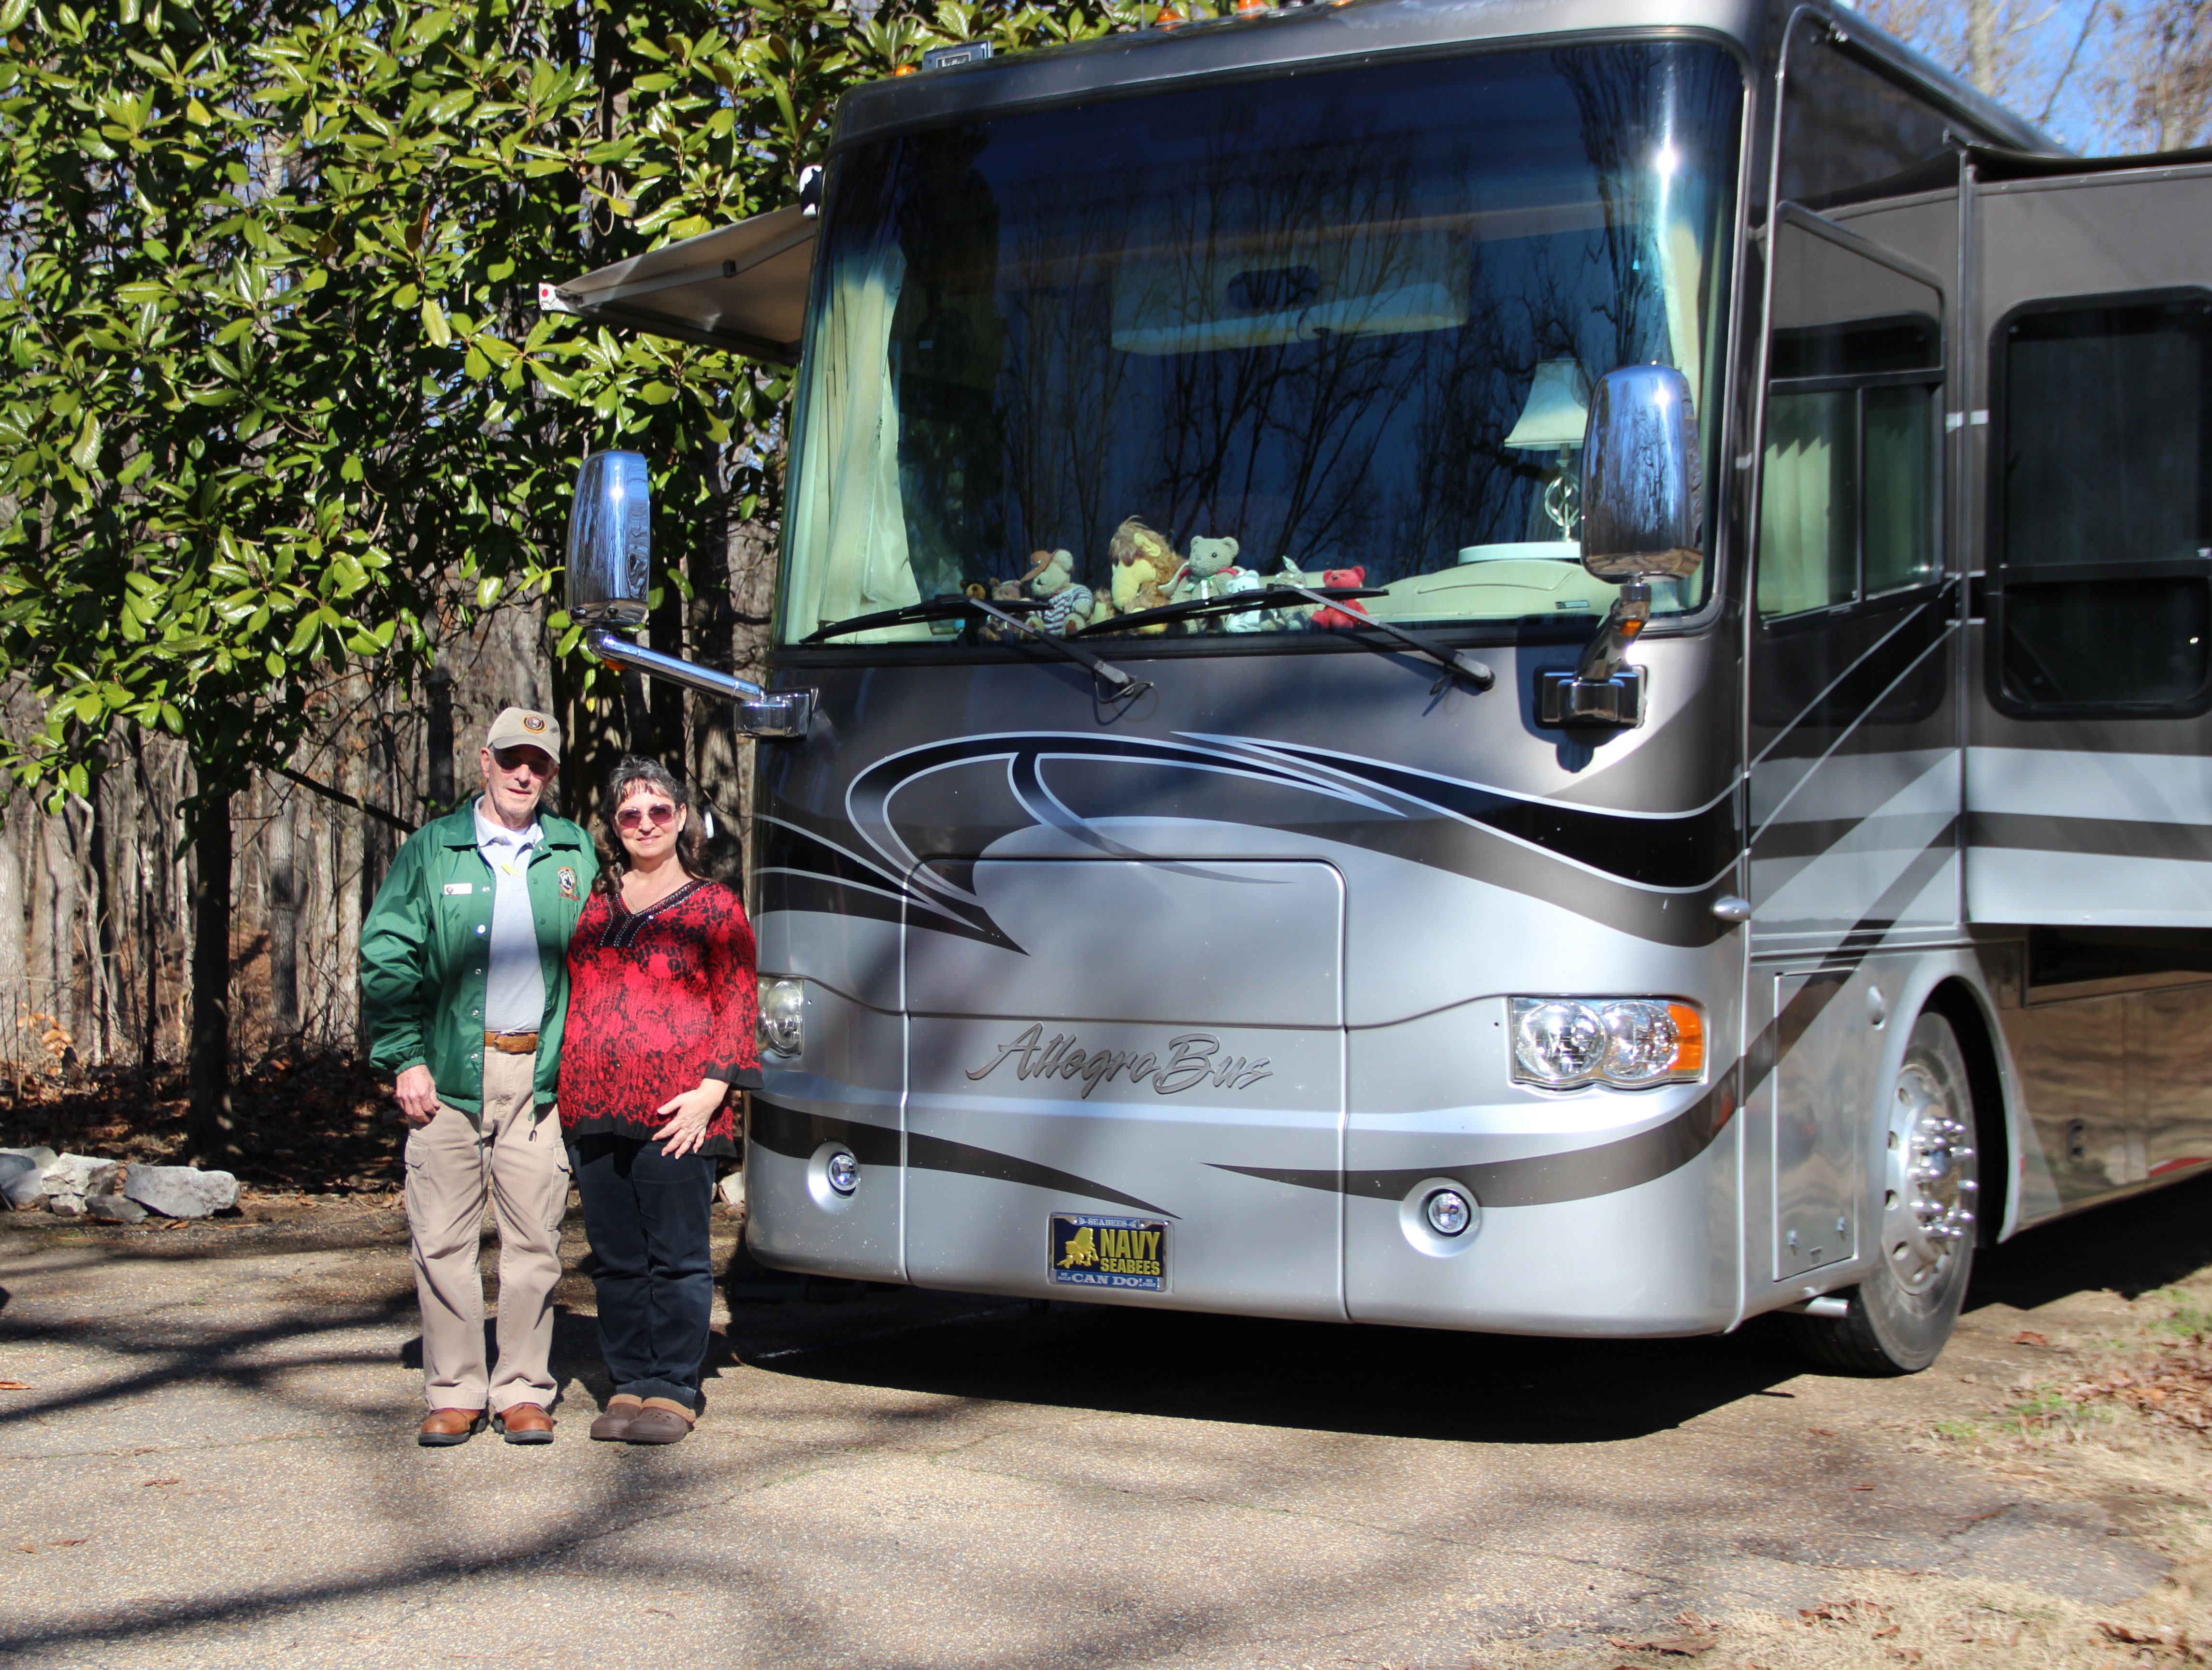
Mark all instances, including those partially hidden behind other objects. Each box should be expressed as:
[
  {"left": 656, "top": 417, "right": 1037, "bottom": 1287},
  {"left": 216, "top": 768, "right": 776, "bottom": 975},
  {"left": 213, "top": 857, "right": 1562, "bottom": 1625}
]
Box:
[{"left": 1793, "top": 1010, "right": 1981, "bottom": 1376}]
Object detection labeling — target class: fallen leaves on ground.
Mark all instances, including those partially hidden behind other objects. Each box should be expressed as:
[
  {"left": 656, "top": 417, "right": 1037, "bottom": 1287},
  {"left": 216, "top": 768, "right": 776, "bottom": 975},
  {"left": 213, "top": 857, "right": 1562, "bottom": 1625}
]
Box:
[
  {"left": 140, "top": 1478, "right": 178, "bottom": 1487},
  {"left": 0, "top": 1380, "right": 30, "bottom": 1390},
  {"left": 2061, "top": 1344, "right": 2212, "bottom": 1434},
  {"left": 2097, "top": 1621, "right": 2209, "bottom": 1661},
  {"left": 1799, "top": 1600, "right": 1887, "bottom": 1627},
  {"left": 2013, "top": 1330, "right": 2050, "bottom": 1346}
]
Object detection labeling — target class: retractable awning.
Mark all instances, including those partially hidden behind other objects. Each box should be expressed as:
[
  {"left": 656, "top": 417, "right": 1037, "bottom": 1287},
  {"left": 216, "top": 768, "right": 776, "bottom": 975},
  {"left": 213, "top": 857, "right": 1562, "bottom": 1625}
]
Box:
[{"left": 538, "top": 204, "right": 817, "bottom": 364}]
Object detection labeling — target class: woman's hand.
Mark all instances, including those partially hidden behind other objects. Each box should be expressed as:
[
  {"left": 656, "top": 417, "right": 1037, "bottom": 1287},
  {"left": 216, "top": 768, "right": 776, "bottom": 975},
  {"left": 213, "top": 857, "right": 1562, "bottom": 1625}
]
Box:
[{"left": 652, "top": 1080, "right": 728, "bottom": 1158}]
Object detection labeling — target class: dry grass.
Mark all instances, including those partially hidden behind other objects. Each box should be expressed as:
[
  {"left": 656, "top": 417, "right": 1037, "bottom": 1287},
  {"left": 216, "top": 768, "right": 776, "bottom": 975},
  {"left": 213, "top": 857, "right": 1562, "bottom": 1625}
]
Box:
[{"left": 1463, "top": 1285, "right": 2212, "bottom": 1670}]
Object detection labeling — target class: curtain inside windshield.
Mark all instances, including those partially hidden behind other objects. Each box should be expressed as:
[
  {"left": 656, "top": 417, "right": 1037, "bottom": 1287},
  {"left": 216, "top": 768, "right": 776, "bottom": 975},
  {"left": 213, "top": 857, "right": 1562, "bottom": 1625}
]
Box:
[{"left": 783, "top": 43, "right": 1741, "bottom": 645}]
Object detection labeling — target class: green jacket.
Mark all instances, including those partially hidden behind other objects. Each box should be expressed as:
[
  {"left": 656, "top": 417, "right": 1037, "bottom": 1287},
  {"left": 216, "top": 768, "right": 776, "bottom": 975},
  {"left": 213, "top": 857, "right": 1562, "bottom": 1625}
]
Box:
[{"left": 360, "top": 799, "right": 599, "bottom": 1118}]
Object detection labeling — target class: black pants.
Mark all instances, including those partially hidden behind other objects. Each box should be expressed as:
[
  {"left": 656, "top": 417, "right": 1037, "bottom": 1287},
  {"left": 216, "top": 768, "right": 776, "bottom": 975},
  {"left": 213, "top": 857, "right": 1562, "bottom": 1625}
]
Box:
[{"left": 568, "top": 1136, "right": 716, "bottom": 1412}]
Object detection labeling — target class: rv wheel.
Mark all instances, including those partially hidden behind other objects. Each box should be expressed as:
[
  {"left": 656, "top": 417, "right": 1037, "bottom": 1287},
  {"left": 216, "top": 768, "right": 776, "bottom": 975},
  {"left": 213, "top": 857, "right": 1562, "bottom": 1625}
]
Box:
[{"left": 1793, "top": 1010, "right": 1980, "bottom": 1376}]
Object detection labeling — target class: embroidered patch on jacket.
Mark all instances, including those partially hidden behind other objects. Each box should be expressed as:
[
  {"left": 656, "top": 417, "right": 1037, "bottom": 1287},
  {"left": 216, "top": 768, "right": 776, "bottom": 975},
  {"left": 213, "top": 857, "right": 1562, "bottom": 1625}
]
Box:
[{"left": 557, "top": 866, "right": 579, "bottom": 899}]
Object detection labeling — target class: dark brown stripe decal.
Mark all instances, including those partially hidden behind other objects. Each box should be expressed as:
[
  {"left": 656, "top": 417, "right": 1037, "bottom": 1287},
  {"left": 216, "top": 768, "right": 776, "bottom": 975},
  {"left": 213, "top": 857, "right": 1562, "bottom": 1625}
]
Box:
[
  {"left": 1209, "top": 822, "right": 1959, "bottom": 1209},
  {"left": 747, "top": 1097, "right": 1174, "bottom": 1217}
]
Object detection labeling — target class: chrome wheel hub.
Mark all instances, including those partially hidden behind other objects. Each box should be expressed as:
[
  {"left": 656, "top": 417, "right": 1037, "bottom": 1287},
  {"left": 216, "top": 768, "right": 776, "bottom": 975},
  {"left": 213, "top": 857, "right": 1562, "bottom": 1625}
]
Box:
[{"left": 1883, "top": 1062, "right": 1978, "bottom": 1294}]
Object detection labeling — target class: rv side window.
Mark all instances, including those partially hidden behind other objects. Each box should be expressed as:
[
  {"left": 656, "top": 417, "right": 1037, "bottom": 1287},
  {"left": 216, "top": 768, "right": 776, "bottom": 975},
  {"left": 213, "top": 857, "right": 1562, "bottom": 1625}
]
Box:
[
  {"left": 1757, "top": 216, "right": 1943, "bottom": 622},
  {"left": 1993, "top": 294, "right": 2212, "bottom": 715}
]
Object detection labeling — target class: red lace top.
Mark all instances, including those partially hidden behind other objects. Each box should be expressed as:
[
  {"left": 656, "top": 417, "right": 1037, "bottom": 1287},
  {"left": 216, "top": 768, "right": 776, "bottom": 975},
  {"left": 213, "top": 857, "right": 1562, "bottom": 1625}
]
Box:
[{"left": 558, "top": 878, "right": 760, "bottom": 1155}]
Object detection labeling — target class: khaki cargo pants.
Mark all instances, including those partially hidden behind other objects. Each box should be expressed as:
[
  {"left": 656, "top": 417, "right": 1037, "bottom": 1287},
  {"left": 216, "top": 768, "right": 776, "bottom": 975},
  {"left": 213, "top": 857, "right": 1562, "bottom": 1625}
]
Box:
[{"left": 403, "top": 1049, "right": 570, "bottom": 1413}]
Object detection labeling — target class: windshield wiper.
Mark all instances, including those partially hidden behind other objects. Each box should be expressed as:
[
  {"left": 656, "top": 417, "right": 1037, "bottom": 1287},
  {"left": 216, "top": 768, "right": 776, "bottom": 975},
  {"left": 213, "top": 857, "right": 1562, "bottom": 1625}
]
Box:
[
  {"left": 1078, "top": 584, "right": 1494, "bottom": 693},
  {"left": 804, "top": 593, "right": 1145, "bottom": 698},
  {"left": 802, "top": 593, "right": 1034, "bottom": 643},
  {"left": 1276, "top": 584, "right": 1496, "bottom": 693}
]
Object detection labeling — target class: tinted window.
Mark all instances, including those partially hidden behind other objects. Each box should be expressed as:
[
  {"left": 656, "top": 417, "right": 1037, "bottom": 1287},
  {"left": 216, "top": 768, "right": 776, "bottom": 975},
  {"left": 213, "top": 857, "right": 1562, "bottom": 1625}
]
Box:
[
  {"left": 783, "top": 45, "right": 1744, "bottom": 647},
  {"left": 2003, "top": 299, "right": 2211, "bottom": 568},
  {"left": 1996, "top": 295, "right": 2212, "bottom": 712},
  {"left": 1758, "top": 216, "right": 1942, "bottom": 619},
  {"left": 1778, "top": 23, "right": 1957, "bottom": 210}
]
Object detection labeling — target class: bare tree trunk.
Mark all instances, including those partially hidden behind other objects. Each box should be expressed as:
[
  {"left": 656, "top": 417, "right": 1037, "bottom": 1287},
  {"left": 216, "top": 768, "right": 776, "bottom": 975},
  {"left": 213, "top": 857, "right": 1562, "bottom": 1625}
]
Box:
[
  {"left": 427, "top": 661, "right": 456, "bottom": 810},
  {"left": 269, "top": 786, "right": 300, "bottom": 1039},
  {"left": 187, "top": 785, "right": 240, "bottom": 1164},
  {"left": 1969, "top": 0, "right": 1997, "bottom": 91}
]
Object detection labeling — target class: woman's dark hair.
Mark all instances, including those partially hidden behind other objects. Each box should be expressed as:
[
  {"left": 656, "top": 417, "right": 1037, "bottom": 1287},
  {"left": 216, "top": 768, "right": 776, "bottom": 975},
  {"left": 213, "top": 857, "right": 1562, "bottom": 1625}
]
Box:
[{"left": 593, "top": 755, "right": 707, "bottom": 894}]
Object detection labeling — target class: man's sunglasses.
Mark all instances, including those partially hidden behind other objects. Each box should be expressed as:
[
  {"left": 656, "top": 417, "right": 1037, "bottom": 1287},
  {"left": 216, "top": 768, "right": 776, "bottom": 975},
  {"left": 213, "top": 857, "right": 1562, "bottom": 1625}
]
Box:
[
  {"left": 491, "top": 747, "right": 554, "bottom": 776},
  {"left": 617, "top": 801, "right": 678, "bottom": 832}
]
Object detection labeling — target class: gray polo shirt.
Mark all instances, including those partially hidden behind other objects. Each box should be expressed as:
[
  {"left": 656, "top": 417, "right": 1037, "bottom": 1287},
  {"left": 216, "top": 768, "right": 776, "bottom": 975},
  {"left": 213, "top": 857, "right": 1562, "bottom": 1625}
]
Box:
[{"left": 473, "top": 798, "right": 546, "bottom": 1034}]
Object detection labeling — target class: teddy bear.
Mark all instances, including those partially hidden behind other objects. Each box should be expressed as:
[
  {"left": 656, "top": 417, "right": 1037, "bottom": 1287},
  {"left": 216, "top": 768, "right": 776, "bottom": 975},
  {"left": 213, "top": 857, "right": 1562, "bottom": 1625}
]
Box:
[
  {"left": 1306, "top": 565, "right": 1375, "bottom": 630},
  {"left": 1026, "top": 547, "right": 1092, "bottom": 634},
  {"left": 1171, "top": 535, "right": 1265, "bottom": 632},
  {"left": 1107, "top": 517, "right": 1176, "bottom": 632}
]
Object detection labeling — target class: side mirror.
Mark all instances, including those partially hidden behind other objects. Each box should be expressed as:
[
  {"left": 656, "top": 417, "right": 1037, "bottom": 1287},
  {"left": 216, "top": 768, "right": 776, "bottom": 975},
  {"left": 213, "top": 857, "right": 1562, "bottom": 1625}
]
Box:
[
  {"left": 566, "top": 450, "right": 651, "bottom": 625},
  {"left": 1579, "top": 364, "right": 1704, "bottom": 583}
]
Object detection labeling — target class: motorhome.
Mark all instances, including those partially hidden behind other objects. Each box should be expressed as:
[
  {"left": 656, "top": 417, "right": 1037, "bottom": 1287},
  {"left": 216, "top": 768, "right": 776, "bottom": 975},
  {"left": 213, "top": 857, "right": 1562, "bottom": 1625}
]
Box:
[{"left": 546, "top": 0, "right": 2212, "bottom": 1373}]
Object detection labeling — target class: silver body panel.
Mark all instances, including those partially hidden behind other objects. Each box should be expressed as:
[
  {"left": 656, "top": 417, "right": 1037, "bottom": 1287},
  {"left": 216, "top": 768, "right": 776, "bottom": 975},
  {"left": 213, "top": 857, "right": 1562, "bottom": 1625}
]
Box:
[{"left": 627, "top": 4, "right": 2212, "bottom": 1339}]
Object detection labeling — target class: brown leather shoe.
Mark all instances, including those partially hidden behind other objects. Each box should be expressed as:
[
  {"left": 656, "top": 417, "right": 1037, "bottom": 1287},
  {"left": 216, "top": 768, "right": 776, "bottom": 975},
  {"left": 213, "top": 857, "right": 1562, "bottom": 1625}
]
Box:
[
  {"left": 590, "top": 1396, "right": 645, "bottom": 1442},
  {"left": 624, "top": 1398, "right": 696, "bottom": 1445},
  {"left": 495, "top": 1403, "right": 557, "bottom": 1445},
  {"left": 418, "top": 1408, "right": 487, "bottom": 1447}
]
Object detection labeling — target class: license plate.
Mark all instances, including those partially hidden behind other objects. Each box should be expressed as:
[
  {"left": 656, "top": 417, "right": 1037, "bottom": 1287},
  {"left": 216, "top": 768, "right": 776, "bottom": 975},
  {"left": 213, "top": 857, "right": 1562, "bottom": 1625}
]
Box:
[{"left": 1048, "top": 1212, "right": 1168, "bottom": 1292}]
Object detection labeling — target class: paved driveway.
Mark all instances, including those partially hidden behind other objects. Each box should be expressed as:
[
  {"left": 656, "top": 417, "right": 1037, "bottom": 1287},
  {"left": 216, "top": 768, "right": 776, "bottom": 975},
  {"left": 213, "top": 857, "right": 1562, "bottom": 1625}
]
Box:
[{"left": 0, "top": 1176, "right": 2204, "bottom": 1669}]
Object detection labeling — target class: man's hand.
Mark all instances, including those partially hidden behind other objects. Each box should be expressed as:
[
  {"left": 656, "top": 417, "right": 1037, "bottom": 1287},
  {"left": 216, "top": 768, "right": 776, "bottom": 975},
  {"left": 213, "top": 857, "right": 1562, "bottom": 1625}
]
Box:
[{"left": 394, "top": 1065, "right": 441, "bottom": 1127}]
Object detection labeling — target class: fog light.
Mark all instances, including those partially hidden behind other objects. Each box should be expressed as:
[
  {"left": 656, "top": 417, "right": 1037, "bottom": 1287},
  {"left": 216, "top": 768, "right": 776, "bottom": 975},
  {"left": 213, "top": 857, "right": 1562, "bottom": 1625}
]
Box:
[
  {"left": 1424, "top": 1187, "right": 1472, "bottom": 1237},
  {"left": 1510, "top": 997, "right": 1704, "bottom": 1089},
  {"left": 760, "top": 976, "right": 805, "bottom": 1057},
  {"left": 825, "top": 1149, "right": 859, "bottom": 1195}
]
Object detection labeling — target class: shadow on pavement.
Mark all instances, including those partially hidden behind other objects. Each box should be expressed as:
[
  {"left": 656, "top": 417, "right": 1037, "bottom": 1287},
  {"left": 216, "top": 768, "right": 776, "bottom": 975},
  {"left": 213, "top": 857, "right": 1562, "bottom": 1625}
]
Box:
[
  {"left": 745, "top": 1171, "right": 2212, "bottom": 1445},
  {"left": 1966, "top": 1166, "right": 2212, "bottom": 1311},
  {"left": 750, "top": 1294, "right": 1810, "bottom": 1446}
]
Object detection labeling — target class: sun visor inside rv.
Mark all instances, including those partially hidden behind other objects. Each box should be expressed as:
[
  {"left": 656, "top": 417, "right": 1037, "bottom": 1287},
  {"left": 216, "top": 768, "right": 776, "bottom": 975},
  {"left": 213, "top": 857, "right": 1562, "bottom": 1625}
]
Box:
[{"left": 539, "top": 205, "right": 817, "bottom": 363}]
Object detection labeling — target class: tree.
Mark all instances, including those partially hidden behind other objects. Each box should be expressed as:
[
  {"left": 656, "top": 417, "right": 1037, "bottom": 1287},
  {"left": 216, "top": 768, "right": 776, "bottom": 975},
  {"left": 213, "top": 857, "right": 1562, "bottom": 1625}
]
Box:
[{"left": 0, "top": 0, "right": 1140, "bottom": 1156}]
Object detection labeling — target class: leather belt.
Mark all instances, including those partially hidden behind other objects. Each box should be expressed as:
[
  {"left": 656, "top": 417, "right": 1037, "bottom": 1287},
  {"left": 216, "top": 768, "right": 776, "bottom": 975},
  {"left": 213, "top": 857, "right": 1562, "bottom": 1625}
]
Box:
[{"left": 485, "top": 1030, "right": 540, "bottom": 1054}]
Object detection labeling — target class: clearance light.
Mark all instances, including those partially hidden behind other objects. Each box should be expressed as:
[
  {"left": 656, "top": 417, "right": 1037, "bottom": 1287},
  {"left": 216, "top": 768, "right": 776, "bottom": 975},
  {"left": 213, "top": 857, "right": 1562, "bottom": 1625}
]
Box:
[{"left": 1510, "top": 997, "right": 1704, "bottom": 1090}]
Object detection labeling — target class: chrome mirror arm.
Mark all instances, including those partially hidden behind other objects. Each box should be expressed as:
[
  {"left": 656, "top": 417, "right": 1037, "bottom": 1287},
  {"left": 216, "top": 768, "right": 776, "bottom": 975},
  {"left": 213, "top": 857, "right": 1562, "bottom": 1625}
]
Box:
[
  {"left": 1574, "top": 581, "right": 1653, "bottom": 685},
  {"left": 587, "top": 630, "right": 815, "bottom": 738}
]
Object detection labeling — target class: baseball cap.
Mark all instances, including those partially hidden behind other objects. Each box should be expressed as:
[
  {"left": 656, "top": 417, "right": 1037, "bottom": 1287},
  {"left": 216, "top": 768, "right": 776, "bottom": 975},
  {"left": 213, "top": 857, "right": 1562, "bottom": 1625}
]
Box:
[{"left": 485, "top": 706, "right": 562, "bottom": 764}]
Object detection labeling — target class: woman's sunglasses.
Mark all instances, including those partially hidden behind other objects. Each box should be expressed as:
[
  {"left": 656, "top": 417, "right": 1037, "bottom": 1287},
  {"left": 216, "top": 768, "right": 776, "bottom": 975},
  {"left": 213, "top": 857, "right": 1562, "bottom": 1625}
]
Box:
[{"left": 617, "top": 801, "right": 678, "bottom": 833}]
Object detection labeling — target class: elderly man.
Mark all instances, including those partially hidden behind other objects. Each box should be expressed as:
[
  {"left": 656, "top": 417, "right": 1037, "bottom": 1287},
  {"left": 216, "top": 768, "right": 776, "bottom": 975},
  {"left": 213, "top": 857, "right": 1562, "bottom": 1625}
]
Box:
[{"left": 361, "top": 707, "right": 598, "bottom": 1446}]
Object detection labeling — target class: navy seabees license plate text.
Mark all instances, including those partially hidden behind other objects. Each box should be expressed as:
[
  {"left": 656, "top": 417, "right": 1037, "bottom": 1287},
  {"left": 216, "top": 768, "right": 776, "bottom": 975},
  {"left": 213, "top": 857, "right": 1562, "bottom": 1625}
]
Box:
[{"left": 1049, "top": 1213, "right": 1168, "bottom": 1292}]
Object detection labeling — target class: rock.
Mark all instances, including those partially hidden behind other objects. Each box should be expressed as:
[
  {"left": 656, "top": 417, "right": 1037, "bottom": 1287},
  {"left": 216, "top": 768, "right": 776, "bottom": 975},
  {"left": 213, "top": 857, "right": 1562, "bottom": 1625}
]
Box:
[
  {"left": 39, "top": 1154, "right": 118, "bottom": 1203},
  {"left": 718, "top": 1171, "right": 747, "bottom": 1212},
  {"left": 122, "top": 1166, "right": 239, "bottom": 1219},
  {"left": 86, "top": 1194, "right": 148, "bottom": 1223},
  {"left": 46, "top": 1194, "right": 86, "bottom": 1218},
  {"left": 0, "top": 1147, "right": 57, "bottom": 1209}
]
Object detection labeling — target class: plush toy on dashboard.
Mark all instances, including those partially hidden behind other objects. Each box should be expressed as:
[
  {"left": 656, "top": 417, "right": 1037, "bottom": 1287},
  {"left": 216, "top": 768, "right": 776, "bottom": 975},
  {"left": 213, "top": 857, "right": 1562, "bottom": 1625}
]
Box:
[
  {"left": 1173, "top": 535, "right": 1265, "bottom": 632},
  {"left": 1307, "top": 565, "right": 1375, "bottom": 630},
  {"left": 1027, "top": 548, "right": 1092, "bottom": 634},
  {"left": 1107, "top": 517, "right": 1176, "bottom": 632}
]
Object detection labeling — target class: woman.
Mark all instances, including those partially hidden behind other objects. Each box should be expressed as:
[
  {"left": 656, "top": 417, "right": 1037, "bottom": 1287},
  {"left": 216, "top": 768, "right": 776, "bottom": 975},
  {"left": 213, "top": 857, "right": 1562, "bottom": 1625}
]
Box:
[{"left": 559, "top": 756, "right": 759, "bottom": 1445}]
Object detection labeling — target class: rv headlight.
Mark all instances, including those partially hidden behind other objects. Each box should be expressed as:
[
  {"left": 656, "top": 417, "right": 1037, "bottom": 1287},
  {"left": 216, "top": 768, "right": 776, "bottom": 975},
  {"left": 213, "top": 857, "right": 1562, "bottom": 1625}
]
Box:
[
  {"left": 1510, "top": 997, "right": 1704, "bottom": 1090},
  {"left": 760, "top": 977, "right": 805, "bottom": 1057}
]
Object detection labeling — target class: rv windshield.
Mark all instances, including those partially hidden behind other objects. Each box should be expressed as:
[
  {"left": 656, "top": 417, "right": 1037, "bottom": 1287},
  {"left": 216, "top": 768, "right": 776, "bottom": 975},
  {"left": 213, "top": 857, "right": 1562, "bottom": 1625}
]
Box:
[{"left": 781, "top": 43, "right": 1741, "bottom": 647}]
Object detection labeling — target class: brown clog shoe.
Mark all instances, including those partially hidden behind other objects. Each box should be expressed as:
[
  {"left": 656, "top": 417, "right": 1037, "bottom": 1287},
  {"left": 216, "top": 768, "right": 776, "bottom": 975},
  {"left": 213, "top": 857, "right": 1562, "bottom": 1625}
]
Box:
[
  {"left": 418, "top": 1408, "right": 487, "bottom": 1447},
  {"left": 495, "top": 1403, "right": 556, "bottom": 1445},
  {"left": 624, "top": 1398, "right": 696, "bottom": 1445},
  {"left": 590, "top": 1396, "right": 645, "bottom": 1442}
]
